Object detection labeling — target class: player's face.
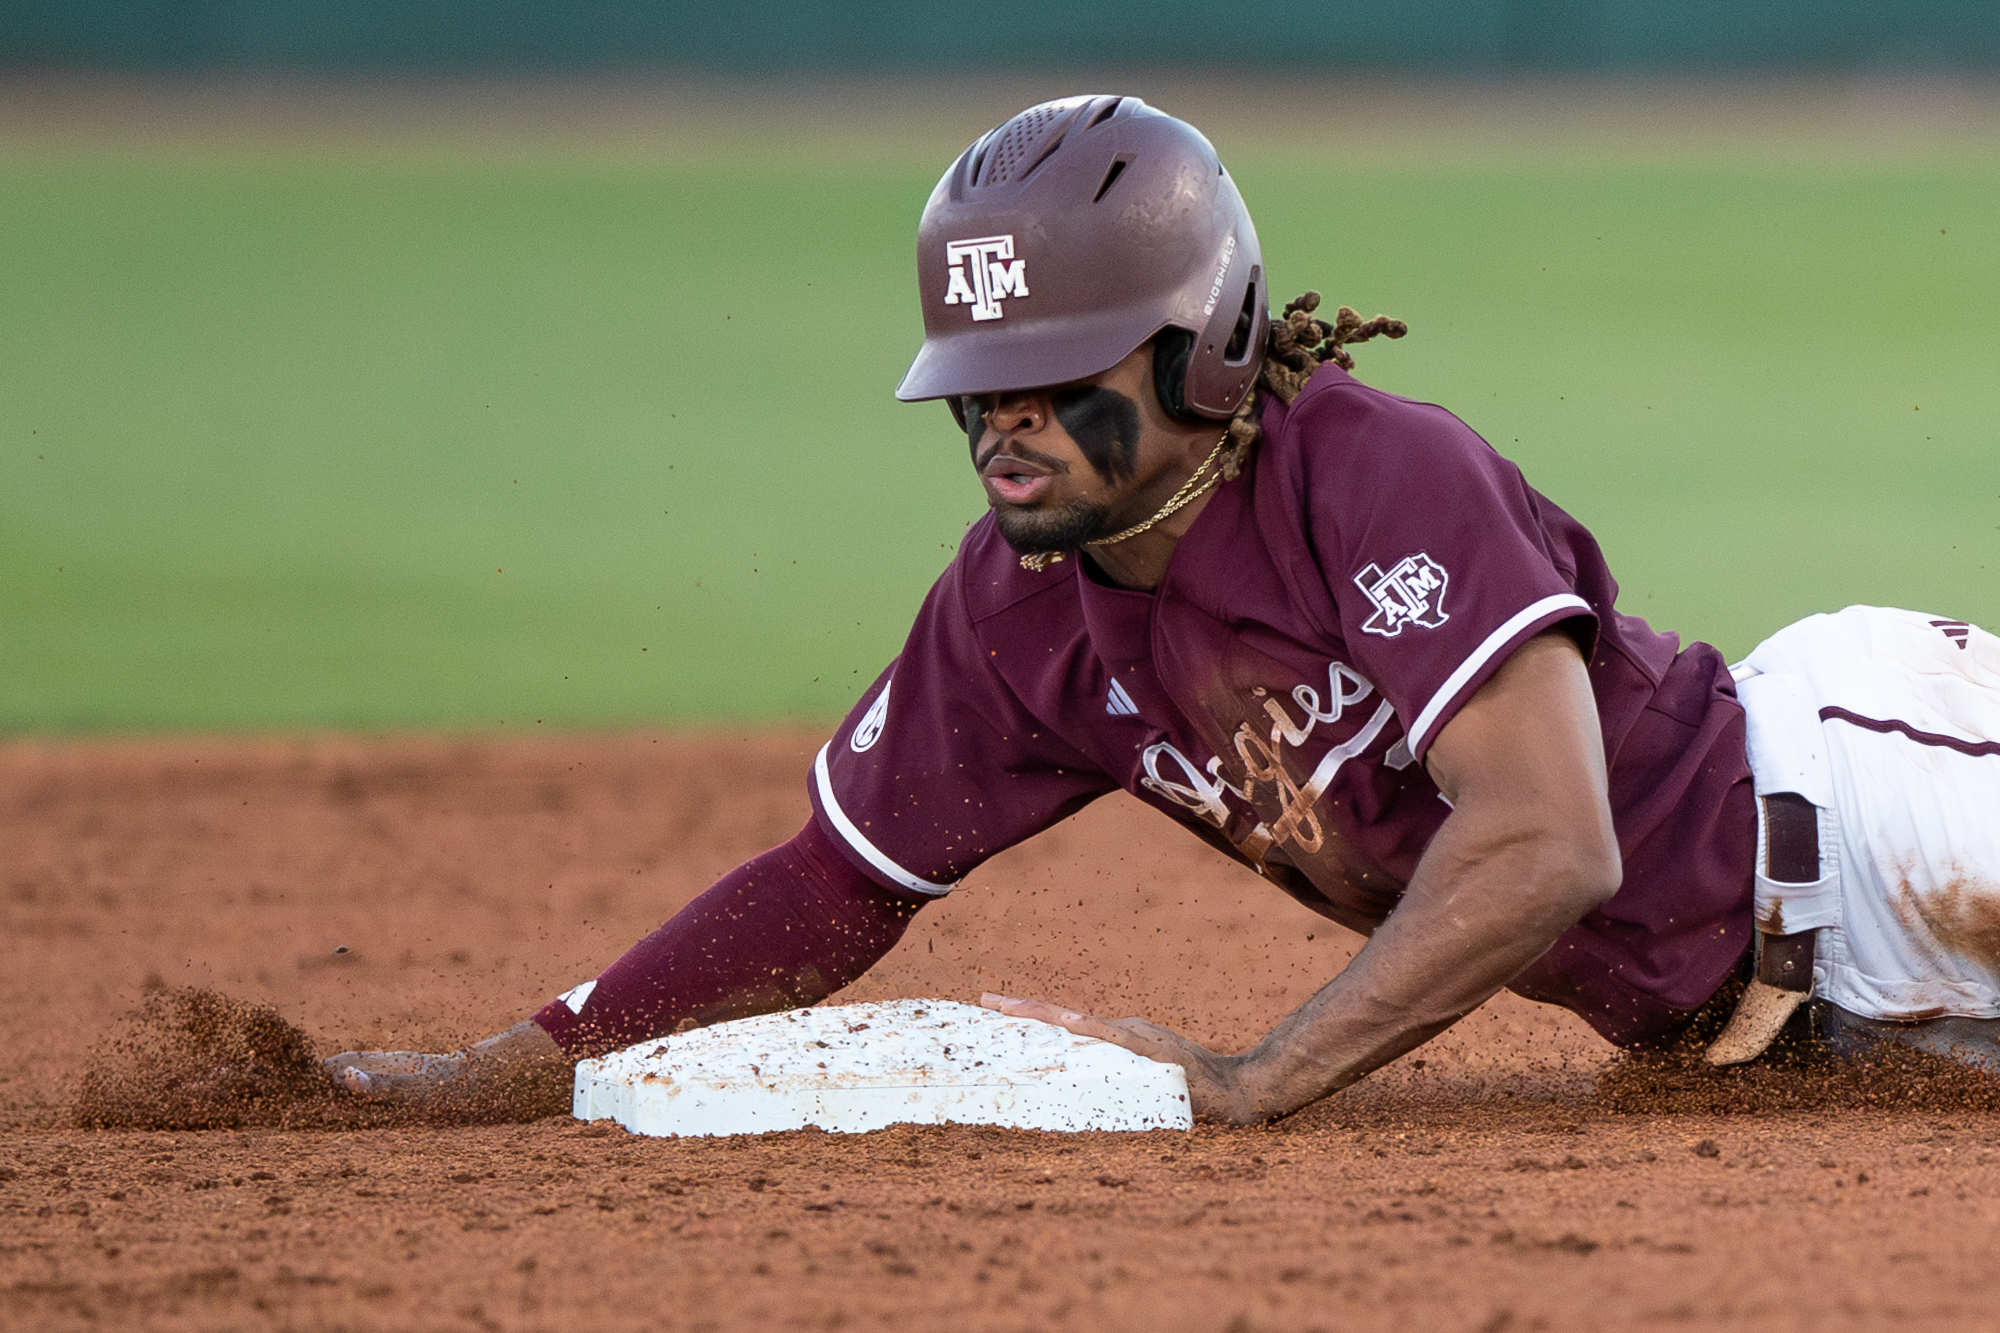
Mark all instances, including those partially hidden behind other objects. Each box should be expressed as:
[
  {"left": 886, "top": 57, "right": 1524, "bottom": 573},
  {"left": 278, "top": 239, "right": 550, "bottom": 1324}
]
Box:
[{"left": 957, "top": 344, "right": 1213, "bottom": 558}]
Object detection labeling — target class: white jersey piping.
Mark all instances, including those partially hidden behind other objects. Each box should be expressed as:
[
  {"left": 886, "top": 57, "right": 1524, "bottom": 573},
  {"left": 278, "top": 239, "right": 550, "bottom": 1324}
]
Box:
[
  {"left": 1405, "top": 593, "right": 1592, "bottom": 756},
  {"left": 813, "top": 742, "right": 957, "bottom": 897}
]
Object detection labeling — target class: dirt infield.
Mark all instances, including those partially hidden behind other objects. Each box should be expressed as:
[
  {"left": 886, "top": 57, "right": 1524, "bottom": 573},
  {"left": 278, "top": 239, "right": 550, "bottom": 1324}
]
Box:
[{"left": 5, "top": 734, "right": 1999, "bottom": 1331}]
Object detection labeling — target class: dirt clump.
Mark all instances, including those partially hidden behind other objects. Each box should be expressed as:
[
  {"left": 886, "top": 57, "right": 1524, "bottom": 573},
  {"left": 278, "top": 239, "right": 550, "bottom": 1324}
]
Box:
[
  {"left": 74, "top": 986, "right": 574, "bottom": 1130},
  {"left": 1597, "top": 1039, "right": 2000, "bottom": 1116},
  {"left": 75, "top": 987, "right": 340, "bottom": 1131}
]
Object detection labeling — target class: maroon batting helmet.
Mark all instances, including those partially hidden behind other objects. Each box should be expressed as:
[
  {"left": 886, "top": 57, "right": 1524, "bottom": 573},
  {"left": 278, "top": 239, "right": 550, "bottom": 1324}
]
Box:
[{"left": 895, "top": 96, "right": 1268, "bottom": 420}]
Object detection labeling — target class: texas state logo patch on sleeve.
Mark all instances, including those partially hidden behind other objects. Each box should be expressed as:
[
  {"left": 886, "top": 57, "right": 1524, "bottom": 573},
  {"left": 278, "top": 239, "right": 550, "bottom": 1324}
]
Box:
[{"left": 1355, "top": 553, "right": 1451, "bottom": 637}]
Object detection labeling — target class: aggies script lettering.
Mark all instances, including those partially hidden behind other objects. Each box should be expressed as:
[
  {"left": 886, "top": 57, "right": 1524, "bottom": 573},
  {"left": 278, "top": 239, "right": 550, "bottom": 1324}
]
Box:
[{"left": 1140, "top": 658, "right": 1397, "bottom": 857}]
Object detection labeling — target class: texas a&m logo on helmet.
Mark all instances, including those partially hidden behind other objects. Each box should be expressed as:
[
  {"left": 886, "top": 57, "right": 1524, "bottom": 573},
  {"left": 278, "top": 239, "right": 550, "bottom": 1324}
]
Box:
[
  {"left": 943, "top": 235, "right": 1029, "bottom": 321},
  {"left": 1355, "top": 553, "right": 1450, "bottom": 637}
]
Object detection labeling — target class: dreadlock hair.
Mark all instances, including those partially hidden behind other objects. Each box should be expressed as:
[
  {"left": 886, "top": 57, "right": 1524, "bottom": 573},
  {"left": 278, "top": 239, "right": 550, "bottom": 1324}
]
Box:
[{"left": 1214, "top": 291, "right": 1407, "bottom": 481}]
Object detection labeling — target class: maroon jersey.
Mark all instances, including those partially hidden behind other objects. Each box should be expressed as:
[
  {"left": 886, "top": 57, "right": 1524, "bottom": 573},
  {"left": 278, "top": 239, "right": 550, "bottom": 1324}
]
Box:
[{"left": 811, "top": 365, "right": 1754, "bottom": 1047}]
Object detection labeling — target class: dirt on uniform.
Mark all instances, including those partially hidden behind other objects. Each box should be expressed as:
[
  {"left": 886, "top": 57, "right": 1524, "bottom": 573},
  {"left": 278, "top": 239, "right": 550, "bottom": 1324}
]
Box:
[{"left": 7, "top": 732, "right": 2000, "bottom": 1332}]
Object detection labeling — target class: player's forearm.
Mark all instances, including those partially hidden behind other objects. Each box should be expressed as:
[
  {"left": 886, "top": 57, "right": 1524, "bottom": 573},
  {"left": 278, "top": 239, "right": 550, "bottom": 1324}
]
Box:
[
  {"left": 1227, "top": 811, "right": 1619, "bottom": 1120},
  {"left": 1218, "top": 630, "right": 1620, "bottom": 1120},
  {"left": 531, "top": 818, "right": 924, "bottom": 1059}
]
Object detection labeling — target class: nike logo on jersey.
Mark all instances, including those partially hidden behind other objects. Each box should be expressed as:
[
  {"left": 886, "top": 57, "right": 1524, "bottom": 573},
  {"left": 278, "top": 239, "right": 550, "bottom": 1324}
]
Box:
[{"left": 1105, "top": 678, "right": 1140, "bottom": 716}]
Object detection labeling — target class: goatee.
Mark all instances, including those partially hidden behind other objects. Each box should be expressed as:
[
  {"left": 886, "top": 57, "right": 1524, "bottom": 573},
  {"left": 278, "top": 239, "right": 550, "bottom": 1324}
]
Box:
[{"left": 993, "top": 498, "right": 1110, "bottom": 557}]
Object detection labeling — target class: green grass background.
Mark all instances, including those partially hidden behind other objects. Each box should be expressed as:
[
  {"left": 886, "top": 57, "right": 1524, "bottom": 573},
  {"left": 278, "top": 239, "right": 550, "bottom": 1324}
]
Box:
[{"left": 2, "top": 116, "right": 1996, "bottom": 732}]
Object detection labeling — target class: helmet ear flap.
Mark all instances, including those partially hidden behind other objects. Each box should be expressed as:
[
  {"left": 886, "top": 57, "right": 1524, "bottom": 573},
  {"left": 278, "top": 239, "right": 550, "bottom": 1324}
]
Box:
[
  {"left": 1150, "top": 328, "right": 1199, "bottom": 422},
  {"left": 1224, "top": 279, "right": 1261, "bottom": 363},
  {"left": 1180, "top": 259, "right": 1266, "bottom": 418}
]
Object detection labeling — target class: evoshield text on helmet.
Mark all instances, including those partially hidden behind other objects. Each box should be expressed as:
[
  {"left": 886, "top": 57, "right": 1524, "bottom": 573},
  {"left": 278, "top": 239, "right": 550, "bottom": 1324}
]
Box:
[{"left": 896, "top": 96, "right": 1269, "bottom": 421}]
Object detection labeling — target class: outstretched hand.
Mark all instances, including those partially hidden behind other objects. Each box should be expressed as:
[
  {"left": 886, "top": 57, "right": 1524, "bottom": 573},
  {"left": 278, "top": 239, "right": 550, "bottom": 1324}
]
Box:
[
  {"left": 322, "top": 1049, "right": 465, "bottom": 1101},
  {"left": 979, "top": 993, "right": 1265, "bottom": 1124},
  {"left": 322, "top": 1020, "right": 575, "bottom": 1121}
]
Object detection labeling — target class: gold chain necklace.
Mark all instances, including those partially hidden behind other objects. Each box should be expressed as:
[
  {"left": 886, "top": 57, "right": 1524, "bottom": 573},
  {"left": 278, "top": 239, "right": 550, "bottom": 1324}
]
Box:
[{"left": 1019, "top": 431, "right": 1230, "bottom": 573}]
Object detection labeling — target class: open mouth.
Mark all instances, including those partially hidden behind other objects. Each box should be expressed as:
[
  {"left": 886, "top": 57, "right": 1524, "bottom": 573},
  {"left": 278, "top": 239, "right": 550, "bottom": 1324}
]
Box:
[
  {"left": 985, "top": 470, "right": 1052, "bottom": 505},
  {"left": 979, "top": 448, "right": 1061, "bottom": 506}
]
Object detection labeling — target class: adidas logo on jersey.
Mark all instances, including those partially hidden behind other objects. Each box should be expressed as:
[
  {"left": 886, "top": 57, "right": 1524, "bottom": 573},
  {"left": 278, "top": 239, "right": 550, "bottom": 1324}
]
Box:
[
  {"left": 1105, "top": 678, "right": 1140, "bottom": 716},
  {"left": 1932, "top": 619, "right": 1972, "bottom": 650}
]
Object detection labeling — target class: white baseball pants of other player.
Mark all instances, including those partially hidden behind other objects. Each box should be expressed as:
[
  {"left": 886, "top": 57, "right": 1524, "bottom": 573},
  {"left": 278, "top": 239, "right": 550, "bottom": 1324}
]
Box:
[{"left": 1726, "top": 605, "right": 2000, "bottom": 1070}]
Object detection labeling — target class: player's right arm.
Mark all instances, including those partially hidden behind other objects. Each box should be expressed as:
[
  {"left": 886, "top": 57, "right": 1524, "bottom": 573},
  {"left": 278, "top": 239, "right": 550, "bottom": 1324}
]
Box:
[
  {"left": 529, "top": 536, "right": 1111, "bottom": 1057},
  {"left": 528, "top": 817, "right": 926, "bottom": 1058},
  {"left": 323, "top": 815, "right": 924, "bottom": 1113},
  {"left": 328, "top": 527, "right": 1112, "bottom": 1113}
]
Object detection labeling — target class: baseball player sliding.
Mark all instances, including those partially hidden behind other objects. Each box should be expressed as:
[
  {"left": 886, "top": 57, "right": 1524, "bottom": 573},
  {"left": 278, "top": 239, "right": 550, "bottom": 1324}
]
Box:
[{"left": 328, "top": 96, "right": 2000, "bottom": 1122}]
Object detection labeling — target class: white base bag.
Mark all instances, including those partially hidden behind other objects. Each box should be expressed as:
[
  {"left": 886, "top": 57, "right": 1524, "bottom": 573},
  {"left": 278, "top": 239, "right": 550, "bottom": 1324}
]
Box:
[{"left": 572, "top": 999, "right": 1193, "bottom": 1138}]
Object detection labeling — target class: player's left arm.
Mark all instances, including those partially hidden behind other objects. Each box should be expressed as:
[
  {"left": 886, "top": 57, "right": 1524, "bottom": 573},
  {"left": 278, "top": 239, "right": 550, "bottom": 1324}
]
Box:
[{"left": 987, "top": 628, "right": 1620, "bottom": 1123}]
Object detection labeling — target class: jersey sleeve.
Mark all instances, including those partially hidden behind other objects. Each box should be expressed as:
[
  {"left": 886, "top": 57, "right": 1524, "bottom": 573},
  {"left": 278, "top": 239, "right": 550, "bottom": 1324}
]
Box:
[
  {"left": 1297, "top": 384, "right": 1597, "bottom": 763},
  {"left": 809, "top": 557, "right": 1116, "bottom": 897}
]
